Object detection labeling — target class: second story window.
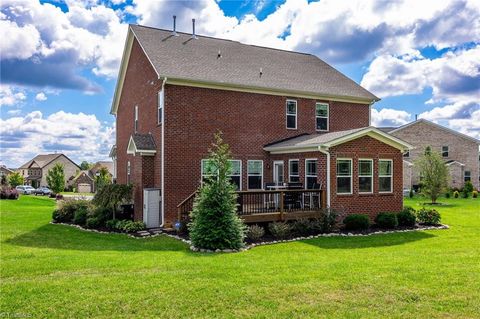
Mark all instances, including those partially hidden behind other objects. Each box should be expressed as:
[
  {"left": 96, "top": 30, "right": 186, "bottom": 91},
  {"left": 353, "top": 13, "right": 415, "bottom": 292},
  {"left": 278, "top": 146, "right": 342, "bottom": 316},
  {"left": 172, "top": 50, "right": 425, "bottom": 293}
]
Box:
[
  {"left": 286, "top": 100, "right": 297, "bottom": 129},
  {"left": 134, "top": 105, "right": 138, "bottom": 133},
  {"left": 158, "top": 89, "right": 164, "bottom": 124},
  {"left": 442, "top": 146, "right": 449, "bottom": 157},
  {"left": 315, "top": 103, "right": 329, "bottom": 131}
]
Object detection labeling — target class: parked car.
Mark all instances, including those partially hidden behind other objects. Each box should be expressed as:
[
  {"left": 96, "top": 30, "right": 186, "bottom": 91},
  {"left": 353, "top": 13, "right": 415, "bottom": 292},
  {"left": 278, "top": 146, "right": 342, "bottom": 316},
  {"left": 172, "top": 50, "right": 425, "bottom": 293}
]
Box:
[
  {"left": 33, "top": 187, "right": 52, "bottom": 196},
  {"left": 15, "top": 185, "right": 36, "bottom": 195}
]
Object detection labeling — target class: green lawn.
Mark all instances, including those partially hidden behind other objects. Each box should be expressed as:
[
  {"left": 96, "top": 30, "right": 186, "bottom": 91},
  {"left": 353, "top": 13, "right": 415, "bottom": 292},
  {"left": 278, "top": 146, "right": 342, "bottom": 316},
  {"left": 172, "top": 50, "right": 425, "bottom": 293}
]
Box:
[{"left": 1, "top": 196, "right": 479, "bottom": 318}]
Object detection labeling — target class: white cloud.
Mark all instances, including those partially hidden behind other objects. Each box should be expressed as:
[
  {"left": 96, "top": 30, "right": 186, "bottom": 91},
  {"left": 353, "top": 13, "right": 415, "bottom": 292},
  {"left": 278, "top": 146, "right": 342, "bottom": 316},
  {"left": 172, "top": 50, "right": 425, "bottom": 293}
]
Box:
[
  {"left": 361, "top": 45, "right": 480, "bottom": 103},
  {"left": 0, "top": 85, "right": 26, "bottom": 107},
  {"left": 0, "top": 110, "right": 115, "bottom": 168},
  {"left": 35, "top": 92, "right": 47, "bottom": 101},
  {"left": 0, "top": 18, "right": 41, "bottom": 59},
  {"left": 371, "top": 107, "right": 412, "bottom": 127}
]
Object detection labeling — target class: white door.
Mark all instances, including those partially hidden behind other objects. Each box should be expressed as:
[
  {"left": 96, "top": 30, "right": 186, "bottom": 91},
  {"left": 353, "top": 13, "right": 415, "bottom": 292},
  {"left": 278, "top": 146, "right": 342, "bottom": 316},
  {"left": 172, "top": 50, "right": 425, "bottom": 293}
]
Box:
[
  {"left": 143, "top": 189, "right": 161, "bottom": 228},
  {"left": 273, "top": 161, "right": 284, "bottom": 186}
]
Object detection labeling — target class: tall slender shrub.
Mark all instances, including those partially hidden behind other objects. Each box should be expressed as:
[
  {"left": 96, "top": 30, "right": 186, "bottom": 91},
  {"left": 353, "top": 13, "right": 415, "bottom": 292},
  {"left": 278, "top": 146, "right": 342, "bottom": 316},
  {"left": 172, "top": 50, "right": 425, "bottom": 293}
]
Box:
[
  {"left": 415, "top": 146, "right": 448, "bottom": 204},
  {"left": 189, "top": 133, "right": 246, "bottom": 250}
]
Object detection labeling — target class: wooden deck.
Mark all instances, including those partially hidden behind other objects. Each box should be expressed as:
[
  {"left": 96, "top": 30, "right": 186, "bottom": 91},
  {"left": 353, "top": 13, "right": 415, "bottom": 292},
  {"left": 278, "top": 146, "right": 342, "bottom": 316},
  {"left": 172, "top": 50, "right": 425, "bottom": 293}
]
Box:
[{"left": 177, "top": 189, "right": 326, "bottom": 223}]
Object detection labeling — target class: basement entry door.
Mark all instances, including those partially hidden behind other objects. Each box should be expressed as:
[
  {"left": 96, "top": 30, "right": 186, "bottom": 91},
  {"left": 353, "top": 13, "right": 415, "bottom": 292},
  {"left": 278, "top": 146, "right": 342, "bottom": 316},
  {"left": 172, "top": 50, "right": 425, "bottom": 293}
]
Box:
[{"left": 143, "top": 188, "right": 161, "bottom": 228}]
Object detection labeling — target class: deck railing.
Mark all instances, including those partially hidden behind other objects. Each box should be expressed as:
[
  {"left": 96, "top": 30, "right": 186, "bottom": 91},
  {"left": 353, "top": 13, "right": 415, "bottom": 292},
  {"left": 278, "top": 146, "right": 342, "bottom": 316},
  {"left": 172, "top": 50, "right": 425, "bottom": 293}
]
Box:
[{"left": 177, "top": 189, "right": 326, "bottom": 223}]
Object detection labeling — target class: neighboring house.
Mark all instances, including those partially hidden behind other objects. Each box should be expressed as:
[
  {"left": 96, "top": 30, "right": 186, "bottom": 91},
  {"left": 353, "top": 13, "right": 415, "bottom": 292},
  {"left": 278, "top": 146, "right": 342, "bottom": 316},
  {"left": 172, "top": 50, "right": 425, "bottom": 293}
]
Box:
[
  {"left": 68, "top": 161, "right": 114, "bottom": 193},
  {"left": 0, "top": 165, "right": 14, "bottom": 184},
  {"left": 17, "top": 154, "right": 80, "bottom": 188},
  {"left": 110, "top": 24, "right": 412, "bottom": 227},
  {"left": 382, "top": 119, "right": 480, "bottom": 190},
  {"left": 109, "top": 145, "right": 117, "bottom": 181}
]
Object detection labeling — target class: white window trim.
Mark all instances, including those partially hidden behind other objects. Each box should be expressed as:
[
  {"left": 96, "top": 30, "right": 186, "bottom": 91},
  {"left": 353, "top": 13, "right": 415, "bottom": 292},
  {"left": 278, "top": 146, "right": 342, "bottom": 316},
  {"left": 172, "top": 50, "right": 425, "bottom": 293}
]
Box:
[
  {"left": 134, "top": 105, "right": 138, "bottom": 132},
  {"left": 288, "top": 159, "right": 300, "bottom": 183},
  {"left": 201, "top": 159, "right": 216, "bottom": 183},
  {"left": 358, "top": 158, "right": 373, "bottom": 194},
  {"left": 336, "top": 158, "right": 353, "bottom": 195},
  {"left": 442, "top": 146, "right": 449, "bottom": 157},
  {"left": 379, "top": 159, "right": 393, "bottom": 193},
  {"left": 228, "top": 160, "right": 242, "bottom": 190},
  {"left": 315, "top": 102, "right": 329, "bottom": 132},
  {"left": 158, "top": 89, "right": 164, "bottom": 125},
  {"left": 305, "top": 158, "right": 318, "bottom": 189},
  {"left": 247, "top": 160, "right": 264, "bottom": 190},
  {"left": 286, "top": 99, "right": 297, "bottom": 130},
  {"left": 464, "top": 170, "right": 471, "bottom": 182},
  {"left": 273, "top": 160, "right": 285, "bottom": 185}
]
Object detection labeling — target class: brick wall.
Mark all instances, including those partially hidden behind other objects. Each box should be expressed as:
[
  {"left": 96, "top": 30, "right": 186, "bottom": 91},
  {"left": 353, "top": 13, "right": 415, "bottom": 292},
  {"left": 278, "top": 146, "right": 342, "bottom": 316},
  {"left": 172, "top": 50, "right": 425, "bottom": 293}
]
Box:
[{"left": 163, "top": 84, "right": 370, "bottom": 223}]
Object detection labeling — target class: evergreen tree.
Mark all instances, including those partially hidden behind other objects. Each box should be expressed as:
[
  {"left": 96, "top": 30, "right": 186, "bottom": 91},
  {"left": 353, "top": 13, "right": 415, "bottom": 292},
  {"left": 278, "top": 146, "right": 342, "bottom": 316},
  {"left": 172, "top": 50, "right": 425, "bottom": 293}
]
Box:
[
  {"left": 415, "top": 146, "right": 449, "bottom": 204},
  {"left": 79, "top": 161, "right": 92, "bottom": 170},
  {"left": 189, "top": 132, "right": 246, "bottom": 250},
  {"left": 95, "top": 167, "right": 112, "bottom": 191},
  {"left": 46, "top": 163, "right": 65, "bottom": 194}
]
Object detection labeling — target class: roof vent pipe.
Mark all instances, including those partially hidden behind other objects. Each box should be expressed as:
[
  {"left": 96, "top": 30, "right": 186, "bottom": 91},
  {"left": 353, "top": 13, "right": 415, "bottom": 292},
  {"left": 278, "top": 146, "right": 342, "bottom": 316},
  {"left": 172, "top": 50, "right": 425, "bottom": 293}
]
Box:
[
  {"left": 172, "top": 15, "right": 177, "bottom": 36},
  {"left": 191, "top": 18, "right": 198, "bottom": 39}
]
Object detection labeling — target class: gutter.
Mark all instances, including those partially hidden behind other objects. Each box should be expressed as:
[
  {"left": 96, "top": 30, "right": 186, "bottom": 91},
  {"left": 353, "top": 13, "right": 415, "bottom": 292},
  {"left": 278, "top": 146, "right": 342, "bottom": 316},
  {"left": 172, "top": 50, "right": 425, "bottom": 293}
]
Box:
[
  {"left": 318, "top": 146, "right": 331, "bottom": 208},
  {"left": 160, "top": 77, "right": 167, "bottom": 227}
]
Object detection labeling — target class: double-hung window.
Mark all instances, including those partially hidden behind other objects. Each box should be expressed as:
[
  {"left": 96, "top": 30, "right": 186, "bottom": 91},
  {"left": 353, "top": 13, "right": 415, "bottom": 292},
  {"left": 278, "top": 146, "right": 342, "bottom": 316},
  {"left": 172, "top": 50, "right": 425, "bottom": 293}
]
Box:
[
  {"left": 305, "top": 159, "right": 317, "bottom": 189},
  {"left": 315, "top": 103, "right": 329, "bottom": 131},
  {"left": 289, "top": 159, "right": 299, "bottom": 183},
  {"left": 127, "top": 161, "right": 131, "bottom": 184},
  {"left": 379, "top": 159, "right": 393, "bottom": 193},
  {"left": 247, "top": 160, "right": 263, "bottom": 189},
  {"left": 228, "top": 160, "right": 241, "bottom": 190},
  {"left": 201, "top": 159, "right": 217, "bottom": 183},
  {"left": 158, "top": 89, "right": 164, "bottom": 124},
  {"left": 134, "top": 106, "right": 138, "bottom": 132},
  {"left": 286, "top": 100, "right": 297, "bottom": 129},
  {"left": 358, "top": 159, "right": 373, "bottom": 193},
  {"left": 336, "top": 159, "right": 352, "bottom": 194},
  {"left": 442, "top": 146, "right": 449, "bottom": 157},
  {"left": 464, "top": 171, "right": 471, "bottom": 182}
]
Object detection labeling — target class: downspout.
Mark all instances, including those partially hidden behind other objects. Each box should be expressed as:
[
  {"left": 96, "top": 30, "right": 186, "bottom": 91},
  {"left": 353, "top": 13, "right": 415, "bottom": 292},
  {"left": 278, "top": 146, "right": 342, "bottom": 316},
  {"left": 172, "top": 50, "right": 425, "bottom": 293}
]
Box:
[
  {"left": 160, "top": 76, "right": 167, "bottom": 227},
  {"left": 318, "top": 146, "right": 331, "bottom": 207}
]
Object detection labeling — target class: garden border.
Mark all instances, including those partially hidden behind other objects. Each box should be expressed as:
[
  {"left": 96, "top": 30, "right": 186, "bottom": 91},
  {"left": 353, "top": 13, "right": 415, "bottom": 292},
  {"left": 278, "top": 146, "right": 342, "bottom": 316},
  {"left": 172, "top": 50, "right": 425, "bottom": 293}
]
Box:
[{"left": 51, "top": 221, "right": 449, "bottom": 253}]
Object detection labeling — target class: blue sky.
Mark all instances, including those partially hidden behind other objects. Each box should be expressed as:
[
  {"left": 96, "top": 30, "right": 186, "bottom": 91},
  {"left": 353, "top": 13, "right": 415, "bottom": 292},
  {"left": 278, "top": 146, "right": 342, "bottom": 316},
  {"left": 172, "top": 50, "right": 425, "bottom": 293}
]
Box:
[{"left": 1, "top": 0, "right": 479, "bottom": 168}]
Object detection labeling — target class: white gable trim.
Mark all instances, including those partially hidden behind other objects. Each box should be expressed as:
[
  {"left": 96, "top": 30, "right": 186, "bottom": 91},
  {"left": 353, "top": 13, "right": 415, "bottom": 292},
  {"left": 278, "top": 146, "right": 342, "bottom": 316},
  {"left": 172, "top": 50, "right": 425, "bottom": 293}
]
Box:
[{"left": 445, "top": 160, "right": 465, "bottom": 167}]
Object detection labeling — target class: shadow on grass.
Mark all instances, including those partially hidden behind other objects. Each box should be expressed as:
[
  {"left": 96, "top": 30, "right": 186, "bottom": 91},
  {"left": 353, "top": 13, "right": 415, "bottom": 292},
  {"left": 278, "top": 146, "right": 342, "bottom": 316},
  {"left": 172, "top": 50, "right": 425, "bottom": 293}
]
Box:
[
  {"left": 304, "top": 231, "right": 436, "bottom": 249},
  {"left": 5, "top": 224, "right": 188, "bottom": 252}
]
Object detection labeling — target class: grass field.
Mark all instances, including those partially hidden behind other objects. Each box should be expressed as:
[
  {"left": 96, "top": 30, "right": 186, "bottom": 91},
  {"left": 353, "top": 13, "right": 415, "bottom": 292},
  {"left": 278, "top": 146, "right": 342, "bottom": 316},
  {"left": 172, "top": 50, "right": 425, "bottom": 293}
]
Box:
[{"left": 1, "top": 195, "right": 479, "bottom": 318}]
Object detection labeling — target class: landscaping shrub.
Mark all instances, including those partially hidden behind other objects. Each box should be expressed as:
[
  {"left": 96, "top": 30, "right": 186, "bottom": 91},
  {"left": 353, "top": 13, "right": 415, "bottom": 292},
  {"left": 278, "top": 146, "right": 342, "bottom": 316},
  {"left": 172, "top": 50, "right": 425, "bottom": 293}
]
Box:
[
  {"left": 473, "top": 190, "right": 478, "bottom": 198},
  {"left": 92, "top": 183, "right": 133, "bottom": 220},
  {"left": 0, "top": 188, "right": 19, "bottom": 200},
  {"left": 54, "top": 199, "right": 92, "bottom": 223},
  {"left": 462, "top": 189, "right": 469, "bottom": 198},
  {"left": 453, "top": 191, "right": 459, "bottom": 198},
  {"left": 343, "top": 214, "right": 370, "bottom": 231},
  {"left": 246, "top": 224, "right": 265, "bottom": 241},
  {"left": 119, "top": 220, "right": 145, "bottom": 232},
  {"left": 417, "top": 208, "right": 441, "bottom": 225},
  {"left": 85, "top": 217, "right": 101, "bottom": 229},
  {"left": 189, "top": 133, "right": 246, "bottom": 250},
  {"left": 409, "top": 188, "right": 414, "bottom": 198},
  {"left": 463, "top": 181, "right": 474, "bottom": 194},
  {"left": 397, "top": 207, "right": 417, "bottom": 227},
  {"left": 268, "top": 222, "right": 291, "bottom": 239},
  {"left": 314, "top": 208, "right": 342, "bottom": 233},
  {"left": 291, "top": 218, "right": 314, "bottom": 237},
  {"left": 73, "top": 207, "right": 89, "bottom": 226},
  {"left": 375, "top": 212, "right": 399, "bottom": 229},
  {"left": 105, "top": 219, "right": 119, "bottom": 230},
  {"left": 445, "top": 191, "right": 451, "bottom": 198}
]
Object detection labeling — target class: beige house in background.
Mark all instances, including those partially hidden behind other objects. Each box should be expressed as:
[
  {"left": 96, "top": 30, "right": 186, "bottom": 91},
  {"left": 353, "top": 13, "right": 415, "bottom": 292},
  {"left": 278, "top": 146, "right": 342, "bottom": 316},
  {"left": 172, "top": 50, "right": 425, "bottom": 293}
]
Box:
[
  {"left": 17, "top": 154, "right": 80, "bottom": 188},
  {"left": 381, "top": 119, "right": 480, "bottom": 190}
]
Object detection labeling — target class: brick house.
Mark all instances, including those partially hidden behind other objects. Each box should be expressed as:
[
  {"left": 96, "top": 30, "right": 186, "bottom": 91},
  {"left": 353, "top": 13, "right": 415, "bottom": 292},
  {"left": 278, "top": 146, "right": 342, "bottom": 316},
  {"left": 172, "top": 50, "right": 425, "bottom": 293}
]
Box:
[
  {"left": 68, "top": 161, "right": 114, "bottom": 193},
  {"left": 17, "top": 154, "right": 80, "bottom": 188},
  {"left": 383, "top": 119, "right": 480, "bottom": 190},
  {"left": 110, "top": 24, "right": 412, "bottom": 227}
]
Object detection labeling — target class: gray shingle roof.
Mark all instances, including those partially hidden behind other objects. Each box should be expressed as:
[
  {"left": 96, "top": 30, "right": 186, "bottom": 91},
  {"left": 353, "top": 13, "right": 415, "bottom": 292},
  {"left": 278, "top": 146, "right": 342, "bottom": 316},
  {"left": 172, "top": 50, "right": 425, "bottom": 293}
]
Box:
[
  {"left": 132, "top": 133, "right": 156, "bottom": 151},
  {"left": 130, "top": 25, "right": 378, "bottom": 102},
  {"left": 18, "top": 154, "right": 76, "bottom": 169}
]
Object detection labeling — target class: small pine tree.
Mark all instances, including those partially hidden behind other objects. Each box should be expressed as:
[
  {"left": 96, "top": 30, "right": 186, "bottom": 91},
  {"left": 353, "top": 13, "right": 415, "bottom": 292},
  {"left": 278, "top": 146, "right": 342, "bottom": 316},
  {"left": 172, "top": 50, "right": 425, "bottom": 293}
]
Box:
[
  {"left": 46, "top": 163, "right": 65, "bottom": 194},
  {"left": 8, "top": 172, "right": 24, "bottom": 188},
  {"left": 415, "top": 146, "right": 449, "bottom": 204},
  {"left": 189, "top": 132, "right": 246, "bottom": 250},
  {"left": 462, "top": 181, "right": 474, "bottom": 198}
]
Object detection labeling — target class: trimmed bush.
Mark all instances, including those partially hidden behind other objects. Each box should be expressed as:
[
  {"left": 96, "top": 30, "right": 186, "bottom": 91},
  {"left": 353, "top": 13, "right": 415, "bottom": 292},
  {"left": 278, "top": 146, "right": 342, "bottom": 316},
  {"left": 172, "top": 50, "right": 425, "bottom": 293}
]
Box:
[
  {"left": 445, "top": 191, "right": 451, "bottom": 198},
  {"left": 73, "top": 207, "right": 89, "bottom": 226},
  {"left": 409, "top": 188, "right": 414, "bottom": 198},
  {"left": 291, "top": 218, "right": 314, "bottom": 237},
  {"left": 0, "top": 188, "right": 19, "bottom": 200},
  {"left": 453, "top": 191, "right": 459, "bottom": 198},
  {"left": 105, "top": 219, "right": 119, "bottom": 230},
  {"left": 375, "top": 212, "right": 399, "bottom": 229},
  {"left": 397, "top": 207, "right": 417, "bottom": 227},
  {"left": 268, "top": 222, "right": 291, "bottom": 239},
  {"left": 246, "top": 225, "right": 265, "bottom": 241},
  {"left": 343, "top": 214, "right": 370, "bottom": 231},
  {"left": 85, "top": 217, "right": 101, "bottom": 229},
  {"left": 53, "top": 199, "right": 91, "bottom": 223},
  {"left": 313, "top": 208, "right": 341, "bottom": 233},
  {"left": 91, "top": 207, "right": 112, "bottom": 226},
  {"left": 473, "top": 191, "right": 478, "bottom": 198},
  {"left": 417, "top": 208, "right": 441, "bottom": 225},
  {"left": 119, "top": 220, "right": 145, "bottom": 232}
]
